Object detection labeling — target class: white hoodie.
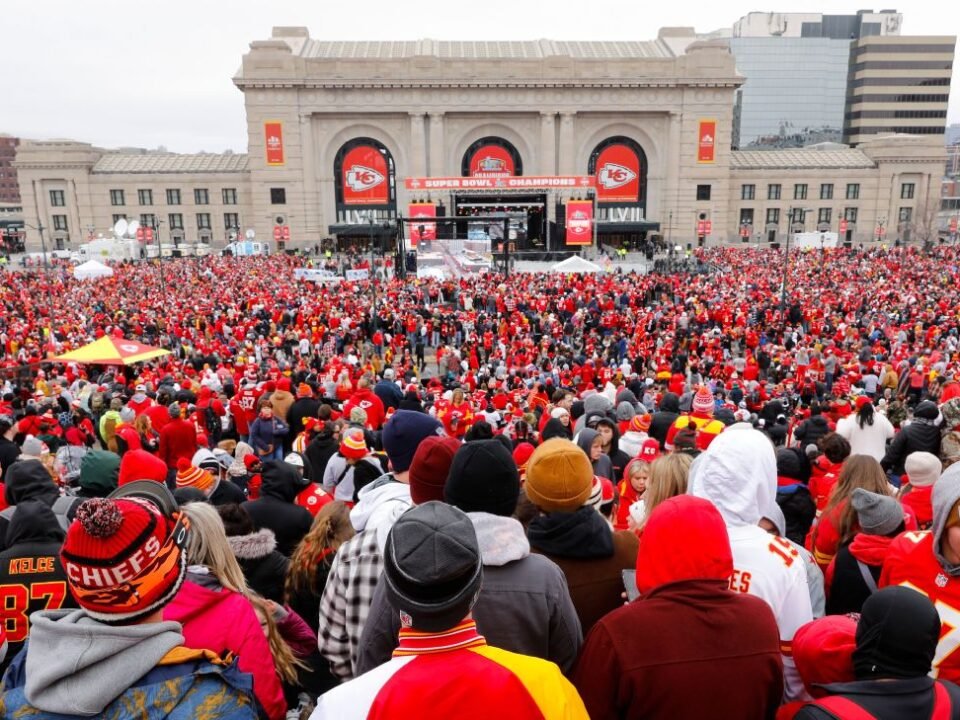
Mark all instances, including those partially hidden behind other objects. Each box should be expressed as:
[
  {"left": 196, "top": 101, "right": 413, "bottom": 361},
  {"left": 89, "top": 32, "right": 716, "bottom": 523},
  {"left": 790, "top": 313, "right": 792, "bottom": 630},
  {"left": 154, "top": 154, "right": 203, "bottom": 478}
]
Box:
[
  {"left": 689, "top": 424, "right": 813, "bottom": 703},
  {"left": 349, "top": 474, "right": 412, "bottom": 553}
]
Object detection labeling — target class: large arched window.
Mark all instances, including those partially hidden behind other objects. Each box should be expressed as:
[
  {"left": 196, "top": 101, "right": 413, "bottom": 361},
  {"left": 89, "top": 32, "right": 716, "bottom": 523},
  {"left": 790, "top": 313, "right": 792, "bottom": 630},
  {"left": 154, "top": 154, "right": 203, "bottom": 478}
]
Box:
[
  {"left": 461, "top": 136, "right": 523, "bottom": 177},
  {"left": 588, "top": 136, "right": 648, "bottom": 206},
  {"left": 334, "top": 137, "right": 396, "bottom": 208}
]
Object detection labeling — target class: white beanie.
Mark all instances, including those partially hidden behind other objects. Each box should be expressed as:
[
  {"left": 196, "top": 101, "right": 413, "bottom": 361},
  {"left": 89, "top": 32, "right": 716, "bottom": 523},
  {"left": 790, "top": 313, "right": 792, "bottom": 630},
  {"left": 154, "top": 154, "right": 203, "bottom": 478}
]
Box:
[{"left": 905, "top": 452, "right": 942, "bottom": 488}]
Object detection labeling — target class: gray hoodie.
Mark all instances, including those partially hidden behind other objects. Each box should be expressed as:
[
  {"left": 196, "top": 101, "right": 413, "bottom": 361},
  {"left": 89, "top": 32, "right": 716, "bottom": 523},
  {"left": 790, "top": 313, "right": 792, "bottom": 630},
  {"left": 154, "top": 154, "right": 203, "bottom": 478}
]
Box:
[
  {"left": 933, "top": 463, "right": 960, "bottom": 575},
  {"left": 22, "top": 609, "right": 184, "bottom": 716}
]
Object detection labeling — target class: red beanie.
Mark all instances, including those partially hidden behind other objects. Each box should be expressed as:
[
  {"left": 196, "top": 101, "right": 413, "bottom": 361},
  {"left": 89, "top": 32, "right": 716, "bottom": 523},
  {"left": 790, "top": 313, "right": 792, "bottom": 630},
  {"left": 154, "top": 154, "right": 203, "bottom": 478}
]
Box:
[
  {"left": 175, "top": 458, "right": 215, "bottom": 494},
  {"left": 793, "top": 616, "right": 857, "bottom": 698},
  {"left": 243, "top": 454, "right": 260, "bottom": 471},
  {"left": 512, "top": 442, "right": 536, "bottom": 472},
  {"left": 277, "top": 378, "right": 291, "bottom": 392},
  {"left": 60, "top": 497, "right": 188, "bottom": 622},
  {"left": 409, "top": 435, "right": 461, "bottom": 504},
  {"left": 118, "top": 449, "right": 168, "bottom": 486},
  {"left": 339, "top": 427, "right": 369, "bottom": 461}
]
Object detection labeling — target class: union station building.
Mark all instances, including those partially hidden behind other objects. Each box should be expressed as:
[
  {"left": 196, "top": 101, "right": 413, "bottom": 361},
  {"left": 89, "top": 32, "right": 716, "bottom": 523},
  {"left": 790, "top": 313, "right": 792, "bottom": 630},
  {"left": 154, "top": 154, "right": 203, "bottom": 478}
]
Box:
[{"left": 15, "top": 26, "right": 946, "bottom": 253}]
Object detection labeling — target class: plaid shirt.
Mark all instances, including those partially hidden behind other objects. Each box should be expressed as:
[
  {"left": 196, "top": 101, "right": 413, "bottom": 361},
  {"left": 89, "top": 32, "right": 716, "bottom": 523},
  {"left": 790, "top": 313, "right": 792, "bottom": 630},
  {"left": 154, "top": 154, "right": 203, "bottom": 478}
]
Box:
[{"left": 317, "top": 528, "right": 383, "bottom": 681}]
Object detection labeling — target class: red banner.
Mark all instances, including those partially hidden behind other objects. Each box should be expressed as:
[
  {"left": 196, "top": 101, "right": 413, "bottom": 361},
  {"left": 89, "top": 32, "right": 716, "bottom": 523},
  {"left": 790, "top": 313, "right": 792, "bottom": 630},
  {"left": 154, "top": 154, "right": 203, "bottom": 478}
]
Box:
[
  {"left": 405, "top": 176, "right": 594, "bottom": 191},
  {"left": 281, "top": 226, "right": 290, "bottom": 241},
  {"left": 565, "top": 200, "right": 594, "bottom": 246},
  {"left": 136, "top": 227, "right": 144, "bottom": 241},
  {"left": 594, "top": 144, "right": 641, "bottom": 203},
  {"left": 697, "top": 120, "right": 717, "bottom": 164},
  {"left": 342, "top": 145, "right": 390, "bottom": 205},
  {"left": 264, "top": 121, "right": 284, "bottom": 166},
  {"left": 408, "top": 203, "right": 436, "bottom": 248},
  {"left": 467, "top": 144, "right": 516, "bottom": 177},
  {"left": 145, "top": 227, "right": 154, "bottom": 242},
  {"left": 839, "top": 219, "right": 848, "bottom": 234},
  {"left": 273, "top": 226, "right": 282, "bottom": 241}
]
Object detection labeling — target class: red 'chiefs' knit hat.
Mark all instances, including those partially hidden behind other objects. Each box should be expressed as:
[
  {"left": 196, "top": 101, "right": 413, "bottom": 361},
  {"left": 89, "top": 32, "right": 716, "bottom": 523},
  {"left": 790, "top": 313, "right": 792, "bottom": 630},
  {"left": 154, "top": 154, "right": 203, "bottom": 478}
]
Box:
[
  {"left": 692, "top": 386, "right": 715, "bottom": 415},
  {"left": 61, "top": 497, "right": 188, "bottom": 623},
  {"left": 340, "top": 427, "right": 369, "bottom": 460}
]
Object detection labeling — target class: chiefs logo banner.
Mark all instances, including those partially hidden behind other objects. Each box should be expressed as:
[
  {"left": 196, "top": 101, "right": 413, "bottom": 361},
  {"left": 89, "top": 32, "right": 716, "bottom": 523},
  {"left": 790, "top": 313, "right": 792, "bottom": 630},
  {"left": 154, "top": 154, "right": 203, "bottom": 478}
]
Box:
[
  {"left": 467, "top": 144, "right": 516, "bottom": 177},
  {"left": 343, "top": 146, "right": 390, "bottom": 205},
  {"left": 565, "top": 200, "right": 594, "bottom": 246},
  {"left": 595, "top": 144, "right": 641, "bottom": 203},
  {"left": 698, "top": 120, "right": 717, "bottom": 164},
  {"left": 264, "top": 122, "right": 284, "bottom": 166},
  {"left": 408, "top": 203, "right": 436, "bottom": 248}
]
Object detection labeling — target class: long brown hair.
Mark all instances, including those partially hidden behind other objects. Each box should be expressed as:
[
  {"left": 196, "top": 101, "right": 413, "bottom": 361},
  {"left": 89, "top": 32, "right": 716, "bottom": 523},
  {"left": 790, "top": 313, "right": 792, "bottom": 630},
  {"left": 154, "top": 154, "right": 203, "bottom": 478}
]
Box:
[
  {"left": 285, "top": 502, "right": 355, "bottom": 598},
  {"left": 824, "top": 455, "right": 892, "bottom": 544}
]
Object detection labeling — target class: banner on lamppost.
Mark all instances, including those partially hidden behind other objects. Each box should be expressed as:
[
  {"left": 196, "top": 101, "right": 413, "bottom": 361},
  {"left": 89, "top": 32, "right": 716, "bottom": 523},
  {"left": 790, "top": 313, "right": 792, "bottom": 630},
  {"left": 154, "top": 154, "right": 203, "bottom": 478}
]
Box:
[
  {"left": 408, "top": 202, "right": 436, "bottom": 248},
  {"left": 264, "top": 121, "right": 285, "bottom": 166},
  {"left": 565, "top": 200, "right": 594, "bottom": 246},
  {"left": 697, "top": 119, "right": 717, "bottom": 164}
]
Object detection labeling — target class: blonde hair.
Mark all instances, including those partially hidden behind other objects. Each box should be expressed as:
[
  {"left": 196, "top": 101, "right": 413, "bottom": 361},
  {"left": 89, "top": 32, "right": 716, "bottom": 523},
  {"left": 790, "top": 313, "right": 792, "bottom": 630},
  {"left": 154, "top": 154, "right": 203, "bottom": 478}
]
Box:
[
  {"left": 182, "top": 503, "right": 305, "bottom": 685},
  {"left": 824, "top": 455, "right": 892, "bottom": 544},
  {"left": 644, "top": 454, "right": 693, "bottom": 520}
]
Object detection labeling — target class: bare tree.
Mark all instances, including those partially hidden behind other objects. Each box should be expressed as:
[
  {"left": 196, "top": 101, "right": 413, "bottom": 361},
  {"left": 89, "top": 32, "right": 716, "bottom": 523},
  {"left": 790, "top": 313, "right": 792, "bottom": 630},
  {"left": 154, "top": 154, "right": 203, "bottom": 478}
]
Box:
[{"left": 910, "top": 197, "right": 941, "bottom": 250}]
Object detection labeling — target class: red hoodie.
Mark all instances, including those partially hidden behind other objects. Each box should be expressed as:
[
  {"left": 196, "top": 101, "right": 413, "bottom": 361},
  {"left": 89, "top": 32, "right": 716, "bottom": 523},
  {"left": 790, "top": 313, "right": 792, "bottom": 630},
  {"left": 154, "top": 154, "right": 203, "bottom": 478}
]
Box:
[
  {"left": 342, "top": 387, "right": 385, "bottom": 430},
  {"left": 809, "top": 456, "right": 843, "bottom": 512},
  {"left": 900, "top": 482, "right": 933, "bottom": 529},
  {"left": 573, "top": 495, "right": 783, "bottom": 719}
]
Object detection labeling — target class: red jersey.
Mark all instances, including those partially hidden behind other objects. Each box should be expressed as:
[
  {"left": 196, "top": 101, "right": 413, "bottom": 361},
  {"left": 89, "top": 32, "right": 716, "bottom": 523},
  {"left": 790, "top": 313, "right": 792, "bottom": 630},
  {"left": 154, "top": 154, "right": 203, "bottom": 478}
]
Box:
[
  {"left": 235, "top": 387, "right": 262, "bottom": 426},
  {"left": 881, "top": 530, "right": 960, "bottom": 683}
]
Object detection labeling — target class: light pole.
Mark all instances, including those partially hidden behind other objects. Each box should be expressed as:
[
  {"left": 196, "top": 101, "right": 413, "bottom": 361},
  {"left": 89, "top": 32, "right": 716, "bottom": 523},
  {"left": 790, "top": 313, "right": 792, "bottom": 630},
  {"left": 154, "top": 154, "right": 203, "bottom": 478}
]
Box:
[
  {"left": 369, "top": 216, "right": 377, "bottom": 333},
  {"left": 876, "top": 215, "right": 887, "bottom": 245},
  {"left": 152, "top": 216, "right": 166, "bottom": 302},
  {"left": 23, "top": 220, "right": 55, "bottom": 353}
]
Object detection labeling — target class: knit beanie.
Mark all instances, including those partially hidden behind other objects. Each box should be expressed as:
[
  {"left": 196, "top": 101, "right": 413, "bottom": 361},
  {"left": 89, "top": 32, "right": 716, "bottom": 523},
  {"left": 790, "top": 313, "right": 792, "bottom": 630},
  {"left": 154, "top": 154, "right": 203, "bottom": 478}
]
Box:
[
  {"left": 630, "top": 414, "right": 652, "bottom": 433},
  {"left": 349, "top": 407, "right": 368, "bottom": 427},
  {"left": 383, "top": 501, "right": 483, "bottom": 632},
  {"left": 19, "top": 435, "right": 48, "bottom": 459},
  {"left": 445, "top": 439, "right": 520, "bottom": 517},
  {"left": 585, "top": 476, "right": 603, "bottom": 510},
  {"left": 616, "top": 401, "right": 636, "bottom": 421},
  {"left": 904, "top": 452, "right": 942, "bottom": 488},
  {"left": 692, "top": 385, "right": 715, "bottom": 415},
  {"left": 793, "top": 616, "right": 857, "bottom": 697},
  {"left": 119, "top": 449, "right": 168, "bottom": 486},
  {"left": 512, "top": 442, "right": 536, "bottom": 472},
  {"left": 175, "top": 458, "right": 216, "bottom": 495},
  {"left": 119, "top": 406, "right": 136, "bottom": 424},
  {"left": 851, "top": 488, "right": 904, "bottom": 536},
  {"left": 340, "top": 427, "right": 369, "bottom": 461},
  {"left": 381, "top": 410, "right": 444, "bottom": 473},
  {"left": 524, "top": 438, "right": 593, "bottom": 513},
  {"left": 409, "top": 435, "right": 461, "bottom": 505},
  {"left": 79, "top": 450, "right": 121, "bottom": 497},
  {"left": 60, "top": 496, "right": 188, "bottom": 623}
]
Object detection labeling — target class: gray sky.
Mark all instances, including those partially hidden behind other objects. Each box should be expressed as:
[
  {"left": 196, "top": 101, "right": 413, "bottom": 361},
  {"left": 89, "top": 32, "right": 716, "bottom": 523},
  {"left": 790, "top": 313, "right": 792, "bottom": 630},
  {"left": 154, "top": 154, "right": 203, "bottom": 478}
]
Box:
[{"left": 5, "top": 0, "right": 958, "bottom": 153}]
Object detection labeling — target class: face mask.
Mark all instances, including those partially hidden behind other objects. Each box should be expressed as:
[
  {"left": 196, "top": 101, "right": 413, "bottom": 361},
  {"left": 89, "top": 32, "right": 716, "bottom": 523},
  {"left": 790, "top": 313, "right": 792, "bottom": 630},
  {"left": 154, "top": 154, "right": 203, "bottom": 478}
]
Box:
[{"left": 629, "top": 499, "right": 647, "bottom": 526}]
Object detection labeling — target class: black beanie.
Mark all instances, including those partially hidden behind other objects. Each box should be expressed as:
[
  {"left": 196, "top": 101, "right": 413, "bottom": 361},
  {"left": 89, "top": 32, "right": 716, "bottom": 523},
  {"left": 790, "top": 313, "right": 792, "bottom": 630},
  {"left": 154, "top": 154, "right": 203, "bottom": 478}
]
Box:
[
  {"left": 853, "top": 586, "right": 941, "bottom": 680},
  {"left": 444, "top": 439, "right": 520, "bottom": 517}
]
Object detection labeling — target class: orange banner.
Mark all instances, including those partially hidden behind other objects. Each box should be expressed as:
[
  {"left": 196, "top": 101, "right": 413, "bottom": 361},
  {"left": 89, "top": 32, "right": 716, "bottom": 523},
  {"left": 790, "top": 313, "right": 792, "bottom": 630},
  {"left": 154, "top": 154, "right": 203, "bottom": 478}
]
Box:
[
  {"left": 697, "top": 120, "right": 716, "bottom": 164},
  {"left": 264, "top": 121, "right": 284, "bottom": 166}
]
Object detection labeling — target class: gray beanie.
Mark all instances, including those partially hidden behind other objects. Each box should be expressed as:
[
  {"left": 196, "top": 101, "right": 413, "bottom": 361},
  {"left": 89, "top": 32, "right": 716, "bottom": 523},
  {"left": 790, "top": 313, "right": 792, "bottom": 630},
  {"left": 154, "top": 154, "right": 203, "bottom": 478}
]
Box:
[
  {"left": 383, "top": 501, "right": 483, "bottom": 632},
  {"left": 583, "top": 393, "right": 612, "bottom": 417},
  {"left": 851, "top": 488, "right": 904, "bottom": 536},
  {"left": 20, "top": 435, "right": 47, "bottom": 458},
  {"left": 616, "top": 401, "right": 636, "bottom": 422},
  {"left": 119, "top": 406, "right": 136, "bottom": 424}
]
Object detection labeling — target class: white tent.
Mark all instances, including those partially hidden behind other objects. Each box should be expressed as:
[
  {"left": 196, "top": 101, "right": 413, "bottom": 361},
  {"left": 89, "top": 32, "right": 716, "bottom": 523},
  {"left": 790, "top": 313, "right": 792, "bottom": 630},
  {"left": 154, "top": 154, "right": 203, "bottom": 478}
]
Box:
[
  {"left": 73, "top": 259, "right": 115, "bottom": 281},
  {"left": 550, "top": 255, "right": 603, "bottom": 274}
]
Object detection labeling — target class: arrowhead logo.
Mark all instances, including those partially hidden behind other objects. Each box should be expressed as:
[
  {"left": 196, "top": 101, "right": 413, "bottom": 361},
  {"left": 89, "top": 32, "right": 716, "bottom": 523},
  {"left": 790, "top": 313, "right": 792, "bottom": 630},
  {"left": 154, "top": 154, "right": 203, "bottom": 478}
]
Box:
[
  {"left": 346, "top": 165, "right": 386, "bottom": 193},
  {"left": 597, "top": 162, "right": 638, "bottom": 190}
]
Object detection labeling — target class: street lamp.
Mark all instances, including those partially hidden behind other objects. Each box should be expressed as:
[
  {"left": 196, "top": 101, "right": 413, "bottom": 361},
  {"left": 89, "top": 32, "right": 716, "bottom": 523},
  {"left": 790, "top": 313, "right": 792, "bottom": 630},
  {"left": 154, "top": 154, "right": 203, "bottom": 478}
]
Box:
[
  {"left": 22, "top": 220, "right": 55, "bottom": 353},
  {"left": 876, "top": 215, "right": 887, "bottom": 245}
]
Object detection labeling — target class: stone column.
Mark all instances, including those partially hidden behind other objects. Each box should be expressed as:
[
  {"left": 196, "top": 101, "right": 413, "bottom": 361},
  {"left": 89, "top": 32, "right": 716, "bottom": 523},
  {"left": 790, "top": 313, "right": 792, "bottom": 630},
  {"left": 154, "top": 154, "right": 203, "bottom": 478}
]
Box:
[
  {"left": 558, "top": 112, "right": 576, "bottom": 174},
  {"left": 428, "top": 112, "right": 445, "bottom": 176},
  {"left": 299, "top": 113, "right": 319, "bottom": 240},
  {"left": 409, "top": 113, "right": 426, "bottom": 177},
  {"left": 665, "top": 111, "right": 682, "bottom": 238},
  {"left": 540, "top": 112, "right": 557, "bottom": 175}
]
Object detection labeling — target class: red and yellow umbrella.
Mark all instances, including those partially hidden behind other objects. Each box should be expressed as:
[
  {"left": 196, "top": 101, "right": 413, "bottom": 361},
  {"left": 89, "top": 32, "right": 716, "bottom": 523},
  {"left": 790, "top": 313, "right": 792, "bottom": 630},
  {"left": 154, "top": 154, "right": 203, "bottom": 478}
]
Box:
[{"left": 52, "top": 336, "right": 171, "bottom": 366}]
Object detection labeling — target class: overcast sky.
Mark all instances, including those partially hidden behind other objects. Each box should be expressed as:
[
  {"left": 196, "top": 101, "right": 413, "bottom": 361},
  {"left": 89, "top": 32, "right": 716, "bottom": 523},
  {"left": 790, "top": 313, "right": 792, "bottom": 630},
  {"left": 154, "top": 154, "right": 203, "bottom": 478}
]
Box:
[{"left": 4, "top": 0, "right": 958, "bottom": 153}]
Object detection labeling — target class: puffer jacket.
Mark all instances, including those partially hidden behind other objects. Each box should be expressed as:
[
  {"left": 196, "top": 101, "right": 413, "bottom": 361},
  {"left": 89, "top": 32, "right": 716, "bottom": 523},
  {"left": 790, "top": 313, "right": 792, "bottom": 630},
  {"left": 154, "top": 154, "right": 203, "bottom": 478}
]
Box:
[
  {"left": 227, "top": 528, "right": 290, "bottom": 603},
  {"left": 241, "top": 461, "right": 312, "bottom": 556},
  {"left": 356, "top": 511, "right": 582, "bottom": 675},
  {"left": 163, "top": 570, "right": 285, "bottom": 720},
  {"left": 881, "top": 403, "right": 942, "bottom": 476},
  {"left": 573, "top": 495, "right": 783, "bottom": 720}
]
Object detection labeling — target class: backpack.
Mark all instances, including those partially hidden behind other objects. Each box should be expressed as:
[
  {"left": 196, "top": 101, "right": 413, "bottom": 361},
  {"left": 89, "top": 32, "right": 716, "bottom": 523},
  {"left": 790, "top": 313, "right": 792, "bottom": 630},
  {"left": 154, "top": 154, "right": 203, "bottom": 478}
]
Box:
[{"left": 204, "top": 406, "right": 222, "bottom": 443}]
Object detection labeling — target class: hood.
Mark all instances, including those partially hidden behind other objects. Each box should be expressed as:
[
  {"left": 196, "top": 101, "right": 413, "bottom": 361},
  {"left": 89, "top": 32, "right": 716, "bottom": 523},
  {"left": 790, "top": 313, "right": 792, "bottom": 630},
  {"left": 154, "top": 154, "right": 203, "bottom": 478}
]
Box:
[
  {"left": 575, "top": 427, "right": 600, "bottom": 457},
  {"left": 79, "top": 449, "right": 120, "bottom": 496},
  {"left": 615, "top": 388, "right": 639, "bottom": 408},
  {"left": 853, "top": 585, "right": 940, "bottom": 680},
  {"left": 541, "top": 417, "right": 571, "bottom": 441},
  {"left": 259, "top": 460, "right": 303, "bottom": 502},
  {"left": 932, "top": 463, "right": 960, "bottom": 574},
  {"left": 688, "top": 424, "right": 777, "bottom": 527},
  {"left": 659, "top": 393, "right": 680, "bottom": 414},
  {"left": 636, "top": 495, "right": 732, "bottom": 595},
  {"left": 4, "top": 499, "right": 65, "bottom": 547},
  {"left": 229, "top": 441, "right": 255, "bottom": 476},
  {"left": 527, "top": 506, "right": 614, "bottom": 559},
  {"left": 23, "top": 609, "right": 183, "bottom": 716},
  {"left": 227, "top": 528, "right": 278, "bottom": 561},
  {"left": 469, "top": 512, "right": 529, "bottom": 567},
  {"left": 596, "top": 417, "right": 622, "bottom": 455},
  {"left": 849, "top": 533, "right": 894, "bottom": 567},
  {"left": 5, "top": 459, "right": 59, "bottom": 506},
  {"left": 271, "top": 389, "right": 294, "bottom": 403},
  {"left": 349, "top": 474, "right": 411, "bottom": 550},
  {"left": 131, "top": 392, "right": 148, "bottom": 404}
]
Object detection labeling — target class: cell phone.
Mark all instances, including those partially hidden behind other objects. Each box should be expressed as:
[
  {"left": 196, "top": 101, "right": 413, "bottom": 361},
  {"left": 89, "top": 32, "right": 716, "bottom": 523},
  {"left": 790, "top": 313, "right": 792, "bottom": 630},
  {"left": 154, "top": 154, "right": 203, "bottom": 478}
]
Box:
[{"left": 622, "top": 569, "right": 640, "bottom": 602}]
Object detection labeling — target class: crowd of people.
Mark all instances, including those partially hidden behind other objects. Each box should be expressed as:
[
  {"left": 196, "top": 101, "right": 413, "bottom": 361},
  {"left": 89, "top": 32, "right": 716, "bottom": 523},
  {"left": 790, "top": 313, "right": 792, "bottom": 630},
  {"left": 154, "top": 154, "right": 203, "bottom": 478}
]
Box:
[{"left": 1, "top": 244, "right": 960, "bottom": 717}]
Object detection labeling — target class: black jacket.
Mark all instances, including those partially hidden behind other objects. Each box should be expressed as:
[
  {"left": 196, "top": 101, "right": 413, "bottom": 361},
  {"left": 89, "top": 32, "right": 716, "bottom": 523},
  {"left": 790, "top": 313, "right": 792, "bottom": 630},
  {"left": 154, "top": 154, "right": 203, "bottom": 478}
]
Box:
[
  {"left": 287, "top": 557, "right": 336, "bottom": 636},
  {"left": 649, "top": 393, "right": 680, "bottom": 450},
  {"left": 796, "top": 677, "right": 960, "bottom": 719},
  {"left": 209, "top": 477, "right": 247, "bottom": 507},
  {"left": 241, "top": 461, "right": 313, "bottom": 557},
  {"left": 794, "top": 416, "right": 831, "bottom": 449},
  {"left": 825, "top": 540, "right": 883, "bottom": 616},
  {"left": 287, "top": 397, "right": 322, "bottom": 443},
  {"left": 0, "top": 436, "right": 19, "bottom": 480},
  {"left": 775, "top": 481, "right": 817, "bottom": 546},
  {"left": 304, "top": 432, "right": 339, "bottom": 485},
  {"left": 882, "top": 411, "right": 941, "bottom": 475},
  {"left": 0, "top": 460, "right": 78, "bottom": 552},
  {"left": 0, "top": 500, "right": 76, "bottom": 674},
  {"left": 227, "top": 527, "right": 290, "bottom": 604}
]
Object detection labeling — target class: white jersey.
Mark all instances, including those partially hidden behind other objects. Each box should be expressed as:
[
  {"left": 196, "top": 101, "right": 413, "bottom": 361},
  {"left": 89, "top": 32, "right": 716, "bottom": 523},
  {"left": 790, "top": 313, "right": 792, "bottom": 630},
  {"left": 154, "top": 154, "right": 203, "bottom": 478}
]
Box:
[{"left": 726, "top": 524, "right": 813, "bottom": 703}]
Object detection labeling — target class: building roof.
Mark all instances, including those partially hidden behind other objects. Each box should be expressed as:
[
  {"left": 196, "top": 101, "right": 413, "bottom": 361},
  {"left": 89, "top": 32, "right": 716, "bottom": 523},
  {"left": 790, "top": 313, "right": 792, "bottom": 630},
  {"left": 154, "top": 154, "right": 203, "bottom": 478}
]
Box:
[
  {"left": 300, "top": 39, "right": 673, "bottom": 60},
  {"left": 92, "top": 152, "right": 249, "bottom": 174},
  {"left": 731, "top": 147, "right": 875, "bottom": 170}
]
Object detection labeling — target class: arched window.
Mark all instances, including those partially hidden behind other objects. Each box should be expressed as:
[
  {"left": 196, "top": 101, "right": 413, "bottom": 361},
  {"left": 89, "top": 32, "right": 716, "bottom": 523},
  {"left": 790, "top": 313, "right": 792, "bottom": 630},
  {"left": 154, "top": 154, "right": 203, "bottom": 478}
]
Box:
[
  {"left": 588, "top": 136, "right": 647, "bottom": 206},
  {"left": 334, "top": 138, "right": 396, "bottom": 208},
  {"left": 461, "top": 137, "right": 523, "bottom": 177}
]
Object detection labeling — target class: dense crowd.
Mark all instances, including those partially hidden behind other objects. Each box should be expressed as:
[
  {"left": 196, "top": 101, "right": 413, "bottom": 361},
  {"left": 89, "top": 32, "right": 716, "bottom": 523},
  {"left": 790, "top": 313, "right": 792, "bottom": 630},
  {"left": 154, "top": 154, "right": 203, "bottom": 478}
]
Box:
[{"left": 2, "top": 245, "right": 960, "bottom": 717}]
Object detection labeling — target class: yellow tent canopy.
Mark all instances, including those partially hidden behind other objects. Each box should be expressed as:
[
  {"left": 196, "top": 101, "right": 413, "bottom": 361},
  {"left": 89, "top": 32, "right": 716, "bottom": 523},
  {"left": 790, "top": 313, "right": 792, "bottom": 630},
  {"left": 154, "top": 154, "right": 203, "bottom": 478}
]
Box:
[{"left": 52, "top": 335, "right": 171, "bottom": 366}]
